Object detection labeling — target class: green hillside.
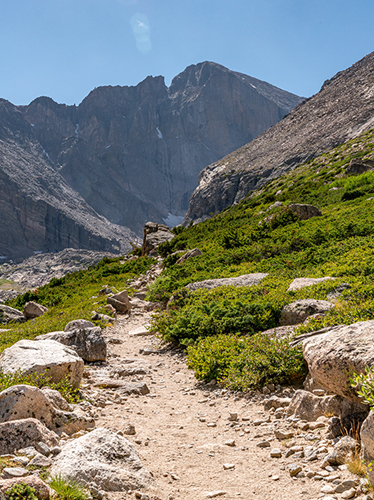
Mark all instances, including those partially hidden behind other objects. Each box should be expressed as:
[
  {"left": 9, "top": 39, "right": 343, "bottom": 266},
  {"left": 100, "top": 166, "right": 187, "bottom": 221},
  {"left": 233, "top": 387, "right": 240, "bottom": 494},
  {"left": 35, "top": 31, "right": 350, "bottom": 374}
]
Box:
[{"left": 3, "top": 127, "right": 374, "bottom": 392}]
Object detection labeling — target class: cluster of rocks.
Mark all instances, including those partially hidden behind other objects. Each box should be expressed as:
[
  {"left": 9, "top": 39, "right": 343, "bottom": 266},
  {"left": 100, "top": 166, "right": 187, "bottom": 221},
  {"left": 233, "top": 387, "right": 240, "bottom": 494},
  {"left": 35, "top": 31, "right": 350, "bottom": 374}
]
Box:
[{"left": 0, "top": 301, "right": 48, "bottom": 326}]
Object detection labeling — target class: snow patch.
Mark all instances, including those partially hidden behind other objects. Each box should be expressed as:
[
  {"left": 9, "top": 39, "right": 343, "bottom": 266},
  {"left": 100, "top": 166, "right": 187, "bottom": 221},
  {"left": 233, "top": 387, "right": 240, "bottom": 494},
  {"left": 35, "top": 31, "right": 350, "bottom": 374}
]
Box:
[
  {"left": 30, "top": 123, "right": 35, "bottom": 127},
  {"left": 33, "top": 251, "right": 43, "bottom": 255},
  {"left": 163, "top": 213, "right": 185, "bottom": 228},
  {"left": 105, "top": 145, "right": 111, "bottom": 149},
  {"left": 0, "top": 256, "right": 7, "bottom": 259},
  {"left": 42, "top": 149, "right": 50, "bottom": 159},
  {"left": 156, "top": 127, "right": 163, "bottom": 139},
  {"left": 75, "top": 124, "right": 79, "bottom": 137},
  {"left": 250, "top": 83, "right": 256, "bottom": 89}
]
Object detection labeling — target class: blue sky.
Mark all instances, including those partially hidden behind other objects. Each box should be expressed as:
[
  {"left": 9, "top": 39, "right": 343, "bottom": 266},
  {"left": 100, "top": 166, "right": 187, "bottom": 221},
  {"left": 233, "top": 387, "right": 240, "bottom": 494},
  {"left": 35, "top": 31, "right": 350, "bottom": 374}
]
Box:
[{"left": 1, "top": 0, "right": 373, "bottom": 105}]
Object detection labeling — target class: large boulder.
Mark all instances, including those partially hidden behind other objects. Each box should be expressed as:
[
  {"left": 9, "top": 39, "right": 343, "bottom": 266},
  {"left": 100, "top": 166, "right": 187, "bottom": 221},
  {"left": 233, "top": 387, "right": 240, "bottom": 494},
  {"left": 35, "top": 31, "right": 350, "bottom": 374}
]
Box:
[
  {"left": 186, "top": 273, "right": 268, "bottom": 292},
  {"left": 288, "top": 203, "right": 322, "bottom": 220},
  {"left": 23, "top": 301, "right": 48, "bottom": 319},
  {"left": 35, "top": 326, "right": 107, "bottom": 362},
  {"left": 0, "top": 339, "right": 84, "bottom": 388},
  {"left": 280, "top": 299, "right": 334, "bottom": 326},
  {"left": 142, "top": 222, "right": 174, "bottom": 256},
  {"left": 51, "top": 427, "right": 152, "bottom": 492},
  {"left": 345, "top": 159, "right": 374, "bottom": 175},
  {"left": 287, "top": 277, "right": 335, "bottom": 292},
  {"left": 0, "top": 418, "right": 58, "bottom": 455},
  {"left": 0, "top": 305, "right": 25, "bottom": 325},
  {"left": 286, "top": 389, "right": 368, "bottom": 422},
  {"left": 302, "top": 320, "right": 374, "bottom": 401},
  {"left": 107, "top": 290, "right": 131, "bottom": 314},
  {"left": 0, "top": 385, "right": 94, "bottom": 435}
]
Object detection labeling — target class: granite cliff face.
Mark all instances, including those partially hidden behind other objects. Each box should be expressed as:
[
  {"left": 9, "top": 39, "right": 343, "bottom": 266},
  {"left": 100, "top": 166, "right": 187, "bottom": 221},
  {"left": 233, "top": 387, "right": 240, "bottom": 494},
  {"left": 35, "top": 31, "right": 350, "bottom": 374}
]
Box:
[
  {"left": 0, "top": 99, "right": 137, "bottom": 259},
  {"left": 17, "top": 62, "right": 301, "bottom": 233},
  {"left": 183, "top": 52, "right": 374, "bottom": 224}
]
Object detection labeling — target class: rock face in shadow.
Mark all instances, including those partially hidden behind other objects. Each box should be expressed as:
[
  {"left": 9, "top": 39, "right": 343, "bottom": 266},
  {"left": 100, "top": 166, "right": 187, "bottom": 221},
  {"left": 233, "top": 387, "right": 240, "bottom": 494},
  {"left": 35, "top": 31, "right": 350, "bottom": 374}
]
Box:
[
  {"left": 0, "top": 100, "right": 137, "bottom": 259},
  {"left": 184, "top": 51, "right": 374, "bottom": 224},
  {"left": 7, "top": 62, "right": 300, "bottom": 244}
]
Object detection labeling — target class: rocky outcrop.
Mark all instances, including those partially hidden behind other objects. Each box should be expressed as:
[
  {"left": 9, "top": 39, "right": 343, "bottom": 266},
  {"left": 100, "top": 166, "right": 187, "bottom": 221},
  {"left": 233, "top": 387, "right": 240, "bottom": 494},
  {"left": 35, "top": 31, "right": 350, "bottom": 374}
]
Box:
[
  {"left": 0, "top": 339, "right": 84, "bottom": 388},
  {"left": 51, "top": 427, "right": 152, "bottom": 492},
  {"left": 288, "top": 204, "right": 322, "bottom": 220},
  {"left": 142, "top": 222, "right": 174, "bottom": 256},
  {"left": 0, "top": 100, "right": 137, "bottom": 260},
  {"left": 176, "top": 248, "right": 202, "bottom": 265},
  {"left": 0, "top": 305, "right": 25, "bottom": 325},
  {"left": 14, "top": 63, "right": 301, "bottom": 240},
  {"left": 300, "top": 320, "right": 374, "bottom": 401},
  {"left": 184, "top": 51, "right": 374, "bottom": 224},
  {"left": 185, "top": 273, "right": 268, "bottom": 292},
  {"left": 287, "top": 277, "right": 335, "bottom": 292}
]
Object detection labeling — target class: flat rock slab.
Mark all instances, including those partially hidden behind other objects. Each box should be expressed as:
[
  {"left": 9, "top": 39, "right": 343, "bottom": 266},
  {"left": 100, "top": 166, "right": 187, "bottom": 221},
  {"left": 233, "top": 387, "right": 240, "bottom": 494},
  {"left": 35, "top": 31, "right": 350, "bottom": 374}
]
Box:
[
  {"left": 0, "top": 418, "right": 58, "bottom": 455},
  {"left": 0, "top": 305, "right": 25, "bottom": 325},
  {"left": 0, "top": 339, "right": 84, "bottom": 388},
  {"left": 129, "top": 325, "right": 153, "bottom": 337},
  {"left": 302, "top": 320, "right": 374, "bottom": 401},
  {"left": 51, "top": 427, "right": 152, "bottom": 492},
  {"left": 287, "top": 277, "right": 335, "bottom": 292},
  {"left": 93, "top": 380, "right": 150, "bottom": 395},
  {"left": 186, "top": 273, "right": 268, "bottom": 292}
]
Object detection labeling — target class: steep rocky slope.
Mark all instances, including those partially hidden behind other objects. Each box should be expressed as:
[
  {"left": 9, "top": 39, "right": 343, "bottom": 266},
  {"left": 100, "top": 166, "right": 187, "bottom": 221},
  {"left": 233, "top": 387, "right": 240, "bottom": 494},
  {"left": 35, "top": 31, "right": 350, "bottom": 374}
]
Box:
[
  {"left": 17, "top": 62, "right": 301, "bottom": 233},
  {"left": 0, "top": 100, "right": 137, "bottom": 259},
  {"left": 183, "top": 51, "right": 374, "bottom": 224}
]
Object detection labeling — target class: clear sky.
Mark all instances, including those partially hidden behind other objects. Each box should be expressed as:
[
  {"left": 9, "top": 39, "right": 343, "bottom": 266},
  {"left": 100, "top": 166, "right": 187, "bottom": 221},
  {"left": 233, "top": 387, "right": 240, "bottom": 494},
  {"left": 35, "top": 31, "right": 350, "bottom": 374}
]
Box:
[{"left": 1, "top": 0, "right": 373, "bottom": 106}]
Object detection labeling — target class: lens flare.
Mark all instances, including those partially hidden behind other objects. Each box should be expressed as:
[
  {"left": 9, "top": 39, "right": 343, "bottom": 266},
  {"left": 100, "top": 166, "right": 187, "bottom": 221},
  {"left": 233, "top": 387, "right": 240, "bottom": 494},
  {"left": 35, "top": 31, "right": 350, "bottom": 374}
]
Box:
[{"left": 130, "top": 13, "right": 152, "bottom": 54}]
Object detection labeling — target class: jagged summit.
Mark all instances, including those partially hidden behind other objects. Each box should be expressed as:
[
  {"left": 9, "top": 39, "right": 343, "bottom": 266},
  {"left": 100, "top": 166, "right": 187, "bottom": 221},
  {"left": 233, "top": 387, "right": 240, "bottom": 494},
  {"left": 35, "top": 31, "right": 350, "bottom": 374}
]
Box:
[{"left": 0, "top": 61, "right": 302, "bottom": 259}]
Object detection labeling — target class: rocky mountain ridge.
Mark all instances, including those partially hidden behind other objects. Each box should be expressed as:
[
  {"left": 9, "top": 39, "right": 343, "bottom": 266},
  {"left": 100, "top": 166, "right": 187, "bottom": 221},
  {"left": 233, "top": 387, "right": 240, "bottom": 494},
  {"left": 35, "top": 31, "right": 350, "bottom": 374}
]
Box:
[
  {"left": 15, "top": 62, "right": 301, "bottom": 232},
  {"left": 183, "top": 51, "right": 374, "bottom": 224}
]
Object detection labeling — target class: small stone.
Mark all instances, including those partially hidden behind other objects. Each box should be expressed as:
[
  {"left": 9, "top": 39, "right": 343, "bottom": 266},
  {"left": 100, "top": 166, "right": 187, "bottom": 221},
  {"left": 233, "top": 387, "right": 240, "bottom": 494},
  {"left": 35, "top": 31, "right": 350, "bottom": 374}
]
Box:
[
  {"left": 341, "top": 488, "right": 356, "bottom": 499},
  {"left": 313, "top": 389, "right": 325, "bottom": 396},
  {"left": 335, "top": 480, "right": 356, "bottom": 493},
  {"left": 28, "top": 453, "right": 53, "bottom": 467},
  {"left": 170, "top": 473, "right": 180, "bottom": 480},
  {"left": 206, "top": 492, "right": 227, "bottom": 498},
  {"left": 288, "top": 464, "right": 302, "bottom": 477},
  {"left": 321, "top": 485, "right": 335, "bottom": 494},
  {"left": 228, "top": 413, "right": 238, "bottom": 421},
  {"left": 50, "top": 446, "right": 62, "bottom": 455},
  {"left": 256, "top": 441, "right": 271, "bottom": 448},
  {"left": 207, "top": 423, "right": 217, "bottom": 427},
  {"left": 275, "top": 429, "right": 294, "bottom": 440},
  {"left": 17, "top": 447, "right": 38, "bottom": 458},
  {"left": 12, "top": 456, "right": 29, "bottom": 466},
  {"left": 270, "top": 448, "right": 282, "bottom": 458},
  {"left": 2, "top": 467, "right": 29, "bottom": 479},
  {"left": 224, "top": 440, "right": 236, "bottom": 447},
  {"left": 223, "top": 463, "right": 235, "bottom": 470},
  {"left": 35, "top": 442, "right": 51, "bottom": 456},
  {"left": 272, "top": 475, "right": 280, "bottom": 481},
  {"left": 124, "top": 424, "right": 136, "bottom": 435}
]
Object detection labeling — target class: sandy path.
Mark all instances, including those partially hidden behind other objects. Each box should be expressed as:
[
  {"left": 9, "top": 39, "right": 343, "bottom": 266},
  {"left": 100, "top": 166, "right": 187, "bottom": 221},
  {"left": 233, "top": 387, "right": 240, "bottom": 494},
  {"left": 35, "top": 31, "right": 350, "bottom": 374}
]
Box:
[{"left": 80, "top": 305, "right": 349, "bottom": 500}]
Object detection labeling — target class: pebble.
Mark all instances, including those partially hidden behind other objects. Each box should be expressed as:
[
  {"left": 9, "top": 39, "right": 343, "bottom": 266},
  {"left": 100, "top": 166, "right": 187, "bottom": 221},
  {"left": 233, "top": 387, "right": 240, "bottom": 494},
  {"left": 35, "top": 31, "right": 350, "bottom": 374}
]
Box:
[
  {"left": 224, "top": 440, "right": 236, "bottom": 447},
  {"left": 288, "top": 464, "right": 302, "bottom": 477},
  {"left": 256, "top": 441, "right": 271, "bottom": 448},
  {"left": 223, "top": 463, "right": 235, "bottom": 470},
  {"left": 341, "top": 488, "right": 356, "bottom": 499},
  {"left": 270, "top": 448, "right": 282, "bottom": 458},
  {"left": 28, "top": 453, "right": 53, "bottom": 467},
  {"left": 321, "top": 485, "right": 335, "bottom": 494},
  {"left": 206, "top": 492, "right": 227, "bottom": 498}
]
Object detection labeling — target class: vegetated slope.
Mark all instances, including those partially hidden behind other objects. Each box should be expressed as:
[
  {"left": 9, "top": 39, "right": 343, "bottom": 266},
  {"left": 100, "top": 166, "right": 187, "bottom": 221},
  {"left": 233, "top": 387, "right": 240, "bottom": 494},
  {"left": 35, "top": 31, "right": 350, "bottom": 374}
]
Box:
[
  {"left": 0, "top": 100, "right": 139, "bottom": 259},
  {"left": 17, "top": 62, "right": 302, "bottom": 233},
  {"left": 147, "top": 128, "right": 374, "bottom": 388},
  {"left": 184, "top": 51, "right": 374, "bottom": 225}
]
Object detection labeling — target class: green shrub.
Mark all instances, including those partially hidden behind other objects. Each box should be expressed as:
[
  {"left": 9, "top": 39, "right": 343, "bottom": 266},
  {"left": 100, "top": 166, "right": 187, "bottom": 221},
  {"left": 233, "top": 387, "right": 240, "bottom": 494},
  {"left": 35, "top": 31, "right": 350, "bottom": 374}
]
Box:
[
  {"left": 49, "top": 475, "right": 90, "bottom": 500},
  {"left": 5, "top": 483, "right": 38, "bottom": 500},
  {"left": 187, "top": 333, "right": 307, "bottom": 389},
  {"left": 350, "top": 367, "right": 374, "bottom": 408}
]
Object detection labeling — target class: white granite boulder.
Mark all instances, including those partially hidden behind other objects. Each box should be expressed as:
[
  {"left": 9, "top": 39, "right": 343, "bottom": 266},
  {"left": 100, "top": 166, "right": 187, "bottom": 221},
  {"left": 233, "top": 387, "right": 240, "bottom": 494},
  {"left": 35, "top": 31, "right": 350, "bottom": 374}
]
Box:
[
  {"left": 0, "top": 339, "right": 84, "bottom": 388},
  {"left": 185, "top": 273, "right": 268, "bottom": 292},
  {"left": 280, "top": 299, "right": 334, "bottom": 326},
  {"left": 51, "top": 427, "right": 152, "bottom": 492},
  {"left": 23, "top": 301, "right": 48, "bottom": 319},
  {"left": 0, "top": 385, "right": 94, "bottom": 435},
  {"left": 0, "top": 418, "right": 59, "bottom": 455}
]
